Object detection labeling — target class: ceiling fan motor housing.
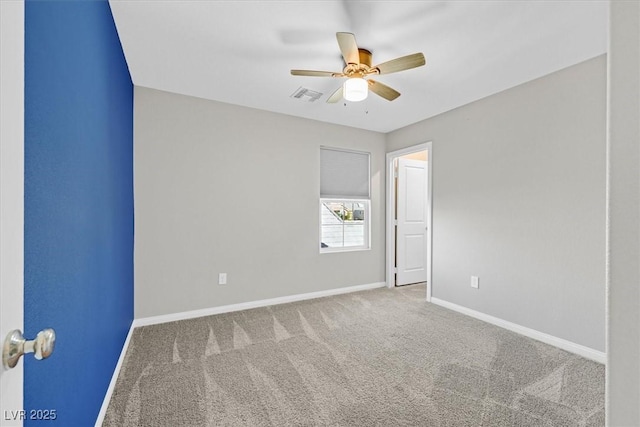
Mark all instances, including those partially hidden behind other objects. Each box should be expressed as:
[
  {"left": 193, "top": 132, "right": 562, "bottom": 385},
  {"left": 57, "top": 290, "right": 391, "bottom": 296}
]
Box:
[
  {"left": 344, "top": 48, "right": 373, "bottom": 77},
  {"left": 358, "top": 49, "right": 372, "bottom": 67}
]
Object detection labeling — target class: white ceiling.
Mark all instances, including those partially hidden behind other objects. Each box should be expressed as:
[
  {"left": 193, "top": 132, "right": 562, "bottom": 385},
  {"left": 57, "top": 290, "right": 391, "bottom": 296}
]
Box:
[{"left": 109, "top": 1, "right": 608, "bottom": 133}]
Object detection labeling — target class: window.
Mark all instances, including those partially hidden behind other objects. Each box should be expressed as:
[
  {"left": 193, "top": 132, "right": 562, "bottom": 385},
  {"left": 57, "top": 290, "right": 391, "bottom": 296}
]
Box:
[
  {"left": 320, "top": 147, "right": 370, "bottom": 252},
  {"left": 320, "top": 199, "right": 370, "bottom": 251}
]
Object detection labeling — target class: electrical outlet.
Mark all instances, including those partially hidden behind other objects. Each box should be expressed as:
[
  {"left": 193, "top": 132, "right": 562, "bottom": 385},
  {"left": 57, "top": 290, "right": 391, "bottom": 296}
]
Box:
[
  {"left": 218, "top": 273, "right": 227, "bottom": 285},
  {"left": 471, "top": 276, "right": 479, "bottom": 289}
]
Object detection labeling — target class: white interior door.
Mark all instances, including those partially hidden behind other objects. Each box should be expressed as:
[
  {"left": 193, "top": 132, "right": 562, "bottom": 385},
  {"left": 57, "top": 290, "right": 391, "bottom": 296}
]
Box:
[
  {"left": 0, "top": 1, "right": 25, "bottom": 425},
  {"left": 396, "top": 158, "right": 428, "bottom": 286}
]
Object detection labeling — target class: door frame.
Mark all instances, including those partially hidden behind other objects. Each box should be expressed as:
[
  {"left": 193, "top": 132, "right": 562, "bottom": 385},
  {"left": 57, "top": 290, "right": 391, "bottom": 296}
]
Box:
[
  {"left": 0, "top": 0, "right": 25, "bottom": 423},
  {"left": 385, "top": 142, "right": 433, "bottom": 301}
]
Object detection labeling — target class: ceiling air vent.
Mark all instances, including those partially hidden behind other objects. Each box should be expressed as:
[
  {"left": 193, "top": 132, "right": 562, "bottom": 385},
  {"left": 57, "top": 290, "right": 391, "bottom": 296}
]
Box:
[{"left": 291, "top": 87, "right": 323, "bottom": 102}]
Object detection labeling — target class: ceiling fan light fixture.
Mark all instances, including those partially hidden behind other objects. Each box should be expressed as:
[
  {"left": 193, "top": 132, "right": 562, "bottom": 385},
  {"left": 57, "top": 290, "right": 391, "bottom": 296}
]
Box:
[{"left": 343, "top": 78, "right": 368, "bottom": 102}]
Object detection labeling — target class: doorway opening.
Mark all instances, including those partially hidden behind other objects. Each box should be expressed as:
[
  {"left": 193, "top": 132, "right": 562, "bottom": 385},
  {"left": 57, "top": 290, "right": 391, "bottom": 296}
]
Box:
[{"left": 386, "top": 142, "right": 432, "bottom": 301}]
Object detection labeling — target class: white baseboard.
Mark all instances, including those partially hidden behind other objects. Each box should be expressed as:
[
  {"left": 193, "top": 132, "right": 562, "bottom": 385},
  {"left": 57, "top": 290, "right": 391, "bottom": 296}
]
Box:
[
  {"left": 430, "top": 297, "right": 607, "bottom": 364},
  {"left": 133, "top": 281, "right": 387, "bottom": 328},
  {"left": 94, "top": 323, "right": 135, "bottom": 427}
]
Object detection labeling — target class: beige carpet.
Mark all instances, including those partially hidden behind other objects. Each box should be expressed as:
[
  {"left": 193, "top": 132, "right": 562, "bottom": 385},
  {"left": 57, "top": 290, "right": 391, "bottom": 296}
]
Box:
[{"left": 103, "top": 284, "right": 604, "bottom": 426}]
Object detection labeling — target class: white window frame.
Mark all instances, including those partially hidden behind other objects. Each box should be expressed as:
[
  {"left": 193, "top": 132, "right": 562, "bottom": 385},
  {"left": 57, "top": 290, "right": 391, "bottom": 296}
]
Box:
[{"left": 319, "top": 198, "right": 371, "bottom": 253}]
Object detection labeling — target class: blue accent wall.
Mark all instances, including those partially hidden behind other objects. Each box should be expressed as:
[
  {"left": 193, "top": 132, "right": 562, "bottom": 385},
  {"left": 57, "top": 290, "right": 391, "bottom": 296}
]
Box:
[{"left": 24, "top": 0, "right": 133, "bottom": 425}]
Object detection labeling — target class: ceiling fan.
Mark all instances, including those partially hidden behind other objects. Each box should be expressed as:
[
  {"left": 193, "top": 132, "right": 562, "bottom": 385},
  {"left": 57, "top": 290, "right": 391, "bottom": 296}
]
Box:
[{"left": 291, "top": 32, "right": 426, "bottom": 103}]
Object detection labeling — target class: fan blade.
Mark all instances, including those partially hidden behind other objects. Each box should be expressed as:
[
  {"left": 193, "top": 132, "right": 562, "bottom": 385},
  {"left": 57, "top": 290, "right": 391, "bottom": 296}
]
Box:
[
  {"left": 336, "top": 32, "right": 360, "bottom": 65},
  {"left": 326, "top": 86, "right": 343, "bottom": 103},
  {"left": 291, "top": 70, "right": 341, "bottom": 77},
  {"left": 368, "top": 80, "right": 401, "bottom": 101},
  {"left": 374, "top": 53, "right": 426, "bottom": 75}
]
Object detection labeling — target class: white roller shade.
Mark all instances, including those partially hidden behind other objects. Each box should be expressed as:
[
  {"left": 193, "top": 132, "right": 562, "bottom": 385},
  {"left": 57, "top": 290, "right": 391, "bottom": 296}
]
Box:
[{"left": 320, "top": 147, "right": 370, "bottom": 199}]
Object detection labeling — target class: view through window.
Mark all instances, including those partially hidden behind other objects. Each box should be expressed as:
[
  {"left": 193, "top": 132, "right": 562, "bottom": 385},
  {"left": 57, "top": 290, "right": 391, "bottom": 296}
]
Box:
[{"left": 320, "top": 200, "right": 369, "bottom": 250}]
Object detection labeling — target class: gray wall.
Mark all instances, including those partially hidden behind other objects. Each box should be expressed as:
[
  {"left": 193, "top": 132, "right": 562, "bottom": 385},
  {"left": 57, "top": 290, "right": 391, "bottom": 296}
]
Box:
[
  {"left": 134, "top": 87, "right": 386, "bottom": 318},
  {"left": 387, "top": 56, "right": 606, "bottom": 352},
  {"left": 607, "top": 1, "right": 640, "bottom": 424}
]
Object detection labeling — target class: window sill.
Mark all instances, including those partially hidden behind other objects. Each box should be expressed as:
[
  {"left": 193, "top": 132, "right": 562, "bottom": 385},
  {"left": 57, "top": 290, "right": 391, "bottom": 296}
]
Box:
[{"left": 320, "top": 246, "right": 371, "bottom": 254}]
